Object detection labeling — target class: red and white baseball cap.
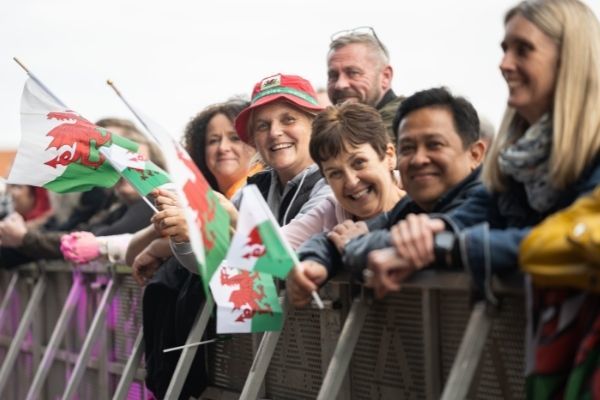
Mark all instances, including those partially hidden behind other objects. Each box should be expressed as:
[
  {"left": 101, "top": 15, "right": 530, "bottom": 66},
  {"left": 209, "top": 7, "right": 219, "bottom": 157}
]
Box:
[{"left": 235, "top": 73, "right": 324, "bottom": 143}]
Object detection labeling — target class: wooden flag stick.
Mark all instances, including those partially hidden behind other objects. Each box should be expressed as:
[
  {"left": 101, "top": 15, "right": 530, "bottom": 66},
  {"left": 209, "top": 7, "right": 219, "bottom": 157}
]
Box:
[{"left": 13, "top": 57, "right": 67, "bottom": 107}]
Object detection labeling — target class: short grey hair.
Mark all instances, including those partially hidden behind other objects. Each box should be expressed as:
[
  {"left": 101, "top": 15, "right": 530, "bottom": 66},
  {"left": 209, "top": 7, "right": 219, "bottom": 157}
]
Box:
[{"left": 329, "top": 33, "right": 390, "bottom": 66}]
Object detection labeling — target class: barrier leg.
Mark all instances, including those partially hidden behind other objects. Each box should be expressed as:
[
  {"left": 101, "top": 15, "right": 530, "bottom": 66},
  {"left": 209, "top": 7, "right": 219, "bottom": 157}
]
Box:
[
  {"left": 0, "top": 273, "right": 47, "bottom": 395},
  {"left": 112, "top": 328, "right": 144, "bottom": 400},
  {"left": 164, "top": 296, "right": 214, "bottom": 399},
  {"left": 316, "top": 297, "right": 369, "bottom": 400},
  {"left": 440, "top": 301, "right": 492, "bottom": 400},
  {"left": 62, "top": 278, "right": 117, "bottom": 400},
  {"left": 238, "top": 297, "right": 287, "bottom": 400},
  {"left": 26, "top": 274, "right": 83, "bottom": 400},
  {"left": 0, "top": 273, "right": 19, "bottom": 335}
]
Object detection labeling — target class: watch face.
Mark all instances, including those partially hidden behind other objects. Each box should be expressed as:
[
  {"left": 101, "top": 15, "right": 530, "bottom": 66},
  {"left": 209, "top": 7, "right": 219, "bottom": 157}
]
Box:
[{"left": 435, "top": 231, "right": 455, "bottom": 251}]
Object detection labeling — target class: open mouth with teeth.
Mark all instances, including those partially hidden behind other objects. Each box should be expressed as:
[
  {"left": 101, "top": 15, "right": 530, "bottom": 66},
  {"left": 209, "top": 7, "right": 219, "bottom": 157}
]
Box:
[
  {"left": 270, "top": 143, "right": 294, "bottom": 152},
  {"left": 348, "top": 186, "right": 373, "bottom": 200}
]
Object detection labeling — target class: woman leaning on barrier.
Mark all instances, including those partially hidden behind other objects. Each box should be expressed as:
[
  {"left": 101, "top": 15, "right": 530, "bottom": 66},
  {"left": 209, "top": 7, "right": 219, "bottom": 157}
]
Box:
[{"left": 366, "top": 0, "right": 600, "bottom": 398}]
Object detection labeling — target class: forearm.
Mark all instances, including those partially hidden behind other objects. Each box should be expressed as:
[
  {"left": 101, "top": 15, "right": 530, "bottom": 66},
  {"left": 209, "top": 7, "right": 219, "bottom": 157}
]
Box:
[
  {"left": 125, "top": 225, "right": 160, "bottom": 266},
  {"left": 343, "top": 230, "right": 393, "bottom": 282}
]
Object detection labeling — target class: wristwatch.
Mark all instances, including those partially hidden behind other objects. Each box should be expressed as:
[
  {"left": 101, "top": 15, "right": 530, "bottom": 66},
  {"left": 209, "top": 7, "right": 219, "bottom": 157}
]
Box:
[{"left": 433, "top": 231, "right": 456, "bottom": 267}]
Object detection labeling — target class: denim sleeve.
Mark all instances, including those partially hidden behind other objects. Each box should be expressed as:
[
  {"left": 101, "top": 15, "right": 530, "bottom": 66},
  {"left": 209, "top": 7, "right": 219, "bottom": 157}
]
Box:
[
  {"left": 444, "top": 186, "right": 495, "bottom": 229},
  {"left": 458, "top": 223, "right": 529, "bottom": 302},
  {"left": 342, "top": 230, "right": 393, "bottom": 282}
]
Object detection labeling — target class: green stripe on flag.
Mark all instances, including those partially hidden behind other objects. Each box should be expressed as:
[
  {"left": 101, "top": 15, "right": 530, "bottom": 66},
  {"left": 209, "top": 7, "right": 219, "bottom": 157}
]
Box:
[
  {"left": 44, "top": 162, "right": 120, "bottom": 193},
  {"left": 109, "top": 132, "right": 139, "bottom": 152},
  {"left": 120, "top": 161, "right": 171, "bottom": 196},
  {"left": 254, "top": 220, "right": 294, "bottom": 279},
  {"left": 199, "top": 190, "right": 232, "bottom": 296},
  {"left": 250, "top": 272, "right": 283, "bottom": 332}
]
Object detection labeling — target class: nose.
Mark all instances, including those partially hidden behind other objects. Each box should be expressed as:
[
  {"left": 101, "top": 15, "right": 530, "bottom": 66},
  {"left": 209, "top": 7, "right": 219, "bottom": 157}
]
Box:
[
  {"left": 268, "top": 121, "right": 283, "bottom": 138},
  {"left": 334, "top": 73, "right": 350, "bottom": 90},
  {"left": 499, "top": 50, "right": 515, "bottom": 77},
  {"left": 410, "top": 146, "right": 430, "bottom": 167},
  {"left": 344, "top": 170, "right": 360, "bottom": 189},
  {"left": 218, "top": 136, "right": 232, "bottom": 152}
]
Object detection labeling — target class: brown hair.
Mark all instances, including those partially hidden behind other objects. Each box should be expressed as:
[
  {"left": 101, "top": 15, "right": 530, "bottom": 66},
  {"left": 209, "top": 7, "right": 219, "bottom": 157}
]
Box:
[
  {"left": 310, "top": 102, "right": 390, "bottom": 168},
  {"left": 183, "top": 99, "right": 250, "bottom": 191}
]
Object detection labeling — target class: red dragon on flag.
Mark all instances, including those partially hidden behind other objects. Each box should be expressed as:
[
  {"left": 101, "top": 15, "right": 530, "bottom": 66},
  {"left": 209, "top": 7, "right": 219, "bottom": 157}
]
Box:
[
  {"left": 242, "top": 226, "right": 266, "bottom": 260},
  {"left": 219, "top": 269, "right": 273, "bottom": 322},
  {"left": 44, "top": 111, "right": 111, "bottom": 169}
]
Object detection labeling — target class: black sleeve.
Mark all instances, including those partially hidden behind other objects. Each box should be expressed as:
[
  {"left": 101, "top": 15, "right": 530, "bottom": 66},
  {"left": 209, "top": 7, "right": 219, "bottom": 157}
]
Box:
[
  {"left": 296, "top": 233, "right": 342, "bottom": 281},
  {"left": 342, "top": 230, "right": 393, "bottom": 282},
  {"left": 91, "top": 200, "right": 153, "bottom": 236}
]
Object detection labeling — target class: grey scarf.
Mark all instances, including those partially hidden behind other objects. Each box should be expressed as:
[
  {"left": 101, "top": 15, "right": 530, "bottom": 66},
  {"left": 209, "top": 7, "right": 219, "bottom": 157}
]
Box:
[{"left": 498, "top": 114, "right": 558, "bottom": 212}]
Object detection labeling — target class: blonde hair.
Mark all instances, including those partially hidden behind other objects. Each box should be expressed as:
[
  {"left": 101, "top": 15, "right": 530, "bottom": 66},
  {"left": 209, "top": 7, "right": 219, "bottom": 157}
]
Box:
[{"left": 483, "top": 0, "right": 600, "bottom": 191}]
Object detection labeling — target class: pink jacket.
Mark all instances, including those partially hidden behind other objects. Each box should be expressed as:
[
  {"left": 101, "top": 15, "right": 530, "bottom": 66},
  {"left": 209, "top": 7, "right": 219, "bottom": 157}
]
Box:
[{"left": 282, "top": 196, "right": 353, "bottom": 250}]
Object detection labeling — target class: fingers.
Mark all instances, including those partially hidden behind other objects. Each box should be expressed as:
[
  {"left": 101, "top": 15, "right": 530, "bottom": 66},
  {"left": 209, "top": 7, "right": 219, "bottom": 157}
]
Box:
[
  {"left": 152, "top": 189, "right": 181, "bottom": 211},
  {"left": 368, "top": 248, "right": 413, "bottom": 300},
  {"left": 327, "top": 220, "right": 369, "bottom": 253},
  {"left": 286, "top": 261, "right": 327, "bottom": 308},
  {"left": 151, "top": 208, "right": 188, "bottom": 240},
  {"left": 390, "top": 214, "right": 438, "bottom": 269},
  {"left": 132, "top": 252, "right": 161, "bottom": 286}
]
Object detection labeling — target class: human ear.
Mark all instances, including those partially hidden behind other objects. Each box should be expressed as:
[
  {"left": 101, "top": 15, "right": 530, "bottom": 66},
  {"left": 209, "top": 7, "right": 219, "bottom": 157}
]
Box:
[
  {"left": 468, "top": 140, "right": 486, "bottom": 169},
  {"left": 385, "top": 143, "right": 397, "bottom": 170}
]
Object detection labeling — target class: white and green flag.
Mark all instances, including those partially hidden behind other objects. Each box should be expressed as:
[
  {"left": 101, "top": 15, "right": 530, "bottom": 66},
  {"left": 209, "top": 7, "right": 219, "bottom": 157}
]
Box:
[
  {"left": 8, "top": 78, "right": 137, "bottom": 193},
  {"left": 209, "top": 261, "right": 283, "bottom": 333},
  {"left": 226, "top": 185, "right": 296, "bottom": 279},
  {"left": 99, "top": 144, "right": 171, "bottom": 196}
]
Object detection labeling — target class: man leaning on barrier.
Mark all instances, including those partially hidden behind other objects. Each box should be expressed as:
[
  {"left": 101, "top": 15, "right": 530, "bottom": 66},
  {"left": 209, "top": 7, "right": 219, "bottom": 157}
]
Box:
[{"left": 287, "top": 87, "right": 486, "bottom": 306}]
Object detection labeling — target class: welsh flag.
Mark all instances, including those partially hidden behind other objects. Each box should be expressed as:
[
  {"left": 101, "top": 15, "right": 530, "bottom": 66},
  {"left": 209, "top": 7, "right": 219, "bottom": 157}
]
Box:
[
  {"left": 99, "top": 145, "right": 171, "bottom": 196},
  {"left": 115, "top": 101, "right": 230, "bottom": 296},
  {"left": 8, "top": 78, "right": 137, "bottom": 193},
  {"left": 209, "top": 261, "right": 283, "bottom": 333},
  {"left": 226, "top": 185, "right": 295, "bottom": 279}
]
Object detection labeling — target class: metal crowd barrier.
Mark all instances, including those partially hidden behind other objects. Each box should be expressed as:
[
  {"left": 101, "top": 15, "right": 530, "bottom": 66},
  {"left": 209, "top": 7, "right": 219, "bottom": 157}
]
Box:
[{"left": 0, "top": 260, "right": 526, "bottom": 399}]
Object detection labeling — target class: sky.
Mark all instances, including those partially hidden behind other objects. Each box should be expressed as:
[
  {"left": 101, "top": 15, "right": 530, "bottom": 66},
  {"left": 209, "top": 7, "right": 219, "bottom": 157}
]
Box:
[{"left": 1, "top": 0, "right": 599, "bottom": 150}]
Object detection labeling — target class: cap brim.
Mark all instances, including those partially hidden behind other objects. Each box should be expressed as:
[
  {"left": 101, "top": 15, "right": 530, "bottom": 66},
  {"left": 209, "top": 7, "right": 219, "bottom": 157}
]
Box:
[{"left": 235, "top": 93, "right": 324, "bottom": 143}]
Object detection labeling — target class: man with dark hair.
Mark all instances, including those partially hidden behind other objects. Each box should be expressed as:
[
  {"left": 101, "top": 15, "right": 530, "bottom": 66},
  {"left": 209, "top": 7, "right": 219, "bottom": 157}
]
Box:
[
  {"left": 327, "top": 28, "right": 403, "bottom": 141},
  {"left": 288, "top": 87, "right": 486, "bottom": 306}
]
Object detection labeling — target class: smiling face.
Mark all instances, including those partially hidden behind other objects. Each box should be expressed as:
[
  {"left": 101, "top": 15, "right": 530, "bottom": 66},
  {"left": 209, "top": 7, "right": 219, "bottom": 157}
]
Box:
[
  {"left": 397, "top": 107, "right": 483, "bottom": 211},
  {"left": 251, "top": 101, "right": 314, "bottom": 183},
  {"left": 500, "top": 14, "right": 559, "bottom": 124},
  {"left": 327, "top": 43, "right": 391, "bottom": 107},
  {"left": 205, "top": 113, "right": 256, "bottom": 192},
  {"left": 321, "top": 142, "right": 398, "bottom": 220}
]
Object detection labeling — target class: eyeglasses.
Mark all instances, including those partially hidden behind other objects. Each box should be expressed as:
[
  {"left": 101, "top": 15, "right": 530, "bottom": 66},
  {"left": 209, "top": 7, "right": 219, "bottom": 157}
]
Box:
[{"left": 330, "top": 26, "right": 388, "bottom": 57}]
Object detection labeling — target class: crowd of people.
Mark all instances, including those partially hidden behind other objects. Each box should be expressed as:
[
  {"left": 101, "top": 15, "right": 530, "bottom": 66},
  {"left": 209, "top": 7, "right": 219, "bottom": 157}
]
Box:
[{"left": 1, "top": 0, "right": 599, "bottom": 398}]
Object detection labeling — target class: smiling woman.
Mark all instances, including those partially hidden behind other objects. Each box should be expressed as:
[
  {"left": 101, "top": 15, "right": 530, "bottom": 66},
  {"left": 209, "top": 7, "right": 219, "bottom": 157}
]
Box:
[
  {"left": 184, "top": 99, "right": 260, "bottom": 199},
  {"left": 233, "top": 74, "right": 332, "bottom": 225},
  {"left": 282, "top": 102, "right": 405, "bottom": 249}
]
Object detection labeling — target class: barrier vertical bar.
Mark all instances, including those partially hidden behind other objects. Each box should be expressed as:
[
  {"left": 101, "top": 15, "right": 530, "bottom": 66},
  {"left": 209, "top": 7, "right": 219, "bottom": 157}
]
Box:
[
  {"left": 0, "top": 273, "right": 47, "bottom": 395},
  {"left": 316, "top": 297, "right": 369, "bottom": 400},
  {"left": 423, "top": 289, "right": 442, "bottom": 399},
  {"left": 112, "top": 329, "right": 144, "bottom": 400},
  {"left": 26, "top": 274, "right": 83, "bottom": 400},
  {"left": 62, "top": 278, "right": 117, "bottom": 400},
  {"left": 238, "top": 297, "right": 287, "bottom": 400},
  {"left": 164, "top": 296, "right": 214, "bottom": 399},
  {"left": 440, "top": 302, "right": 492, "bottom": 400},
  {"left": 0, "top": 273, "right": 19, "bottom": 336}
]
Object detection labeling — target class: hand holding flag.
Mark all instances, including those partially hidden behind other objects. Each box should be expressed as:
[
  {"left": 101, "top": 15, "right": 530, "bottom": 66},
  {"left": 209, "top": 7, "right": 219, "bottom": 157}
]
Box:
[{"left": 225, "top": 185, "right": 324, "bottom": 308}]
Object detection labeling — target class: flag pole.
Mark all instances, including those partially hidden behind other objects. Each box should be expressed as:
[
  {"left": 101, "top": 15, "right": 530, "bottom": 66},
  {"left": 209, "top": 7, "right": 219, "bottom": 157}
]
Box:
[
  {"left": 162, "top": 338, "right": 219, "bottom": 353},
  {"left": 13, "top": 57, "right": 67, "bottom": 108},
  {"left": 106, "top": 79, "right": 156, "bottom": 140}
]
